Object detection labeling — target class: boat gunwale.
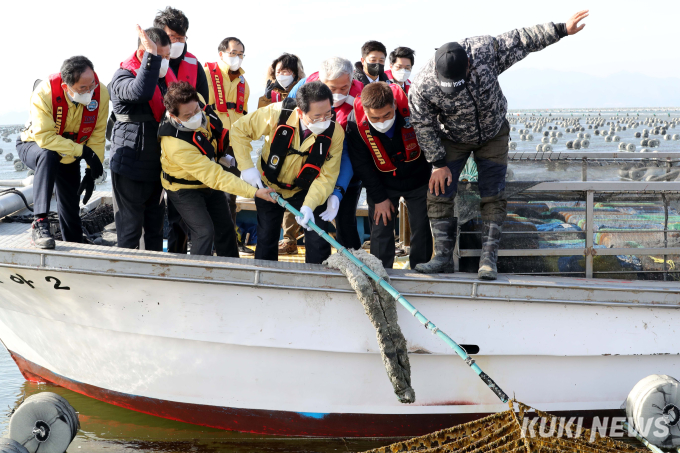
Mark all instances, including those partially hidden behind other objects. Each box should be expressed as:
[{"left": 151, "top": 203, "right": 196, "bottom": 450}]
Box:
[{"left": 0, "top": 247, "right": 678, "bottom": 309}]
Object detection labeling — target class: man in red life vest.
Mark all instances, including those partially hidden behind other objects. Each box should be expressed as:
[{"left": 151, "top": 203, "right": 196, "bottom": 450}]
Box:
[
  {"left": 108, "top": 26, "right": 173, "bottom": 252},
  {"left": 346, "top": 82, "right": 432, "bottom": 269},
  {"left": 17, "top": 56, "right": 109, "bottom": 249},
  {"left": 153, "top": 7, "right": 208, "bottom": 100},
  {"left": 154, "top": 6, "right": 209, "bottom": 254},
  {"left": 385, "top": 47, "right": 415, "bottom": 94}
]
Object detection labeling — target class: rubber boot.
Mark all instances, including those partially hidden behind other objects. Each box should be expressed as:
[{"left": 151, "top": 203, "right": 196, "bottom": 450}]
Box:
[
  {"left": 478, "top": 221, "right": 502, "bottom": 280},
  {"left": 414, "top": 217, "right": 457, "bottom": 274}
]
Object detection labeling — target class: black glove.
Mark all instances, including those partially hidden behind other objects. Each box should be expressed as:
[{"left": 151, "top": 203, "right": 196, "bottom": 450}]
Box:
[
  {"left": 81, "top": 146, "right": 104, "bottom": 179},
  {"left": 78, "top": 168, "right": 95, "bottom": 205}
]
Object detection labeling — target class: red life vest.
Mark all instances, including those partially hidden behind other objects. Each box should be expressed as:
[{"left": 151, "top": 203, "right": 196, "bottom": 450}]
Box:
[
  {"left": 120, "top": 53, "right": 178, "bottom": 122},
  {"left": 205, "top": 62, "right": 245, "bottom": 116},
  {"left": 271, "top": 90, "right": 283, "bottom": 103},
  {"left": 353, "top": 83, "right": 421, "bottom": 173},
  {"left": 177, "top": 52, "right": 198, "bottom": 87},
  {"left": 384, "top": 69, "right": 411, "bottom": 94},
  {"left": 48, "top": 72, "right": 101, "bottom": 144},
  {"left": 306, "top": 71, "right": 363, "bottom": 130}
]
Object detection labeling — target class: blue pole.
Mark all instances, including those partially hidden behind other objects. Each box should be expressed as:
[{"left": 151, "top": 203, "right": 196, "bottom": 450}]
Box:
[{"left": 270, "top": 192, "right": 509, "bottom": 403}]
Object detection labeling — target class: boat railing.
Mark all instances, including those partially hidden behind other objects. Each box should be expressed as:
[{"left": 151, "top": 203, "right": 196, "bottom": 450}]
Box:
[{"left": 455, "top": 180, "right": 680, "bottom": 280}]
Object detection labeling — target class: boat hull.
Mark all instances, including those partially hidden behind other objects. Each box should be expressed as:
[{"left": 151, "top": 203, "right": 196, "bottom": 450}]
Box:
[{"left": 0, "top": 246, "right": 679, "bottom": 436}]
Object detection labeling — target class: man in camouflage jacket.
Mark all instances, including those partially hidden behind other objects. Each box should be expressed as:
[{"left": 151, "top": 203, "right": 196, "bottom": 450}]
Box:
[{"left": 409, "top": 10, "right": 589, "bottom": 280}]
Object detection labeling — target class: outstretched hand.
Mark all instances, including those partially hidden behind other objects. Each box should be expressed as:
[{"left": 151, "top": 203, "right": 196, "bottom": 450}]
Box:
[
  {"left": 566, "top": 10, "right": 589, "bottom": 35},
  {"left": 136, "top": 24, "right": 157, "bottom": 55}
]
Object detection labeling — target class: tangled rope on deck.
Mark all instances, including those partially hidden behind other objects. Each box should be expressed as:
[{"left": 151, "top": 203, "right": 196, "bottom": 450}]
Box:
[
  {"left": 324, "top": 249, "right": 415, "bottom": 404},
  {"left": 363, "top": 400, "right": 645, "bottom": 453}
]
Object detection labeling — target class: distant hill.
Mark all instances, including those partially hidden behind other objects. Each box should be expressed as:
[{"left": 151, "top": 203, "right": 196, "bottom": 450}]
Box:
[
  {"left": 0, "top": 111, "right": 27, "bottom": 126},
  {"left": 499, "top": 68, "right": 680, "bottom": 109}
]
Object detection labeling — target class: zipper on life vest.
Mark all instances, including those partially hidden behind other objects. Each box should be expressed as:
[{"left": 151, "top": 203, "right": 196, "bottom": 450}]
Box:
[{"left": 466, "top": 85, "right": 483, "bottom": 144}]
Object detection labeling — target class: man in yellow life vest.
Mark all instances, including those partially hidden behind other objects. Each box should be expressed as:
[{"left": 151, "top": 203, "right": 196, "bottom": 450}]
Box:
[
  {"left": 204, "top": 36, "right": 251, "bottom": 253},
  {"left": 159, "top": 82, "right": 274, "bottom": 258},
  {"left": 231, "top": 81, "right": 344, "bottom": 264},
  {"left": 17, "top": 56, "right": 109, "bottom": 249},
  {"left": 204, "top": 37, "right": 249, "bottom": 132}
]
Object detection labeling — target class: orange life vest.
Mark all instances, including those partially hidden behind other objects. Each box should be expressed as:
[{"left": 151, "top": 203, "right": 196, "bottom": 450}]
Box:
[
  {"left": 353, "top": 83, "right": 420, "bottom": 173},
  {"left": 120, "top": 53, "right": 178, "bottom": 122},
  {"left": 49, "top": 72, "right": 101, "bottom": 144},
  {"left": 205, "top": 62, "right": 245, "bottom": 116}
]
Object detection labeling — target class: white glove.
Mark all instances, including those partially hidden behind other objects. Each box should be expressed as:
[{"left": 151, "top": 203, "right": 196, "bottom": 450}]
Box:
[
  {"left": 320, "top": 195, "right": 340, "bottom": 222},
  {"left": 218, "top": 155, "right": 236, "bottom": 168},
  {"left": 295, "top": 206, "right": 314, "bottom": 231},
  {"left": 241, "top": 167, "right": 264, "bottom": 189}
]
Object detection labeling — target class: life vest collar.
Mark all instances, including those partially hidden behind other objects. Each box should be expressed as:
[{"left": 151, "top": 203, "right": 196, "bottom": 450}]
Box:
[
  {"left": 353, "top": 83, "right": 421, "bottom": 173},
  {"left": 49, "top": 72, "right": 101, "bottom": 144},
  {"left": 120, "top": 52, "right": 177, "bottom": 122}
]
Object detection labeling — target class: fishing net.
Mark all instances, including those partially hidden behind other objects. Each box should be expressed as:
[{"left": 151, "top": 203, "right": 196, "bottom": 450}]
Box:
[
  {"left": 455, "top": 181, "right": 543, "bottom": 226},
  {"left": 363, "top": 401, "right": 645, "bottom": 453},
  {"left": 324, "top": 249, "right": 415, "bottom": 404}
]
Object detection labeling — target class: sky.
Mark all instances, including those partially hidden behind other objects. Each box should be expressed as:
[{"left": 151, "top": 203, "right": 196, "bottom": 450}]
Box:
[{"left": 2, "top": 0, "right": 679, "bottom": 123}]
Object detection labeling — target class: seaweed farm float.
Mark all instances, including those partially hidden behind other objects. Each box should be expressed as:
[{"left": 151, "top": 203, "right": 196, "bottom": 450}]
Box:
[{"left": 0, "top": 118, "right": 679, "bottom": 438}]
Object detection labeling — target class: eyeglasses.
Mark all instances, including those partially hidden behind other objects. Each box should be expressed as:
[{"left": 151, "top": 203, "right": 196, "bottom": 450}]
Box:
[
  {"left": 226, "top": 51, "right": 245, "bottom": 58},
  {"left": 169, "top": 35, "right": 188, "bottom": 44},
  {"left": 308, "top": 113, "right": 333, "bottom": 124},
  {"left": 71, "top": 83, "right": 99, "bottom": 95}
]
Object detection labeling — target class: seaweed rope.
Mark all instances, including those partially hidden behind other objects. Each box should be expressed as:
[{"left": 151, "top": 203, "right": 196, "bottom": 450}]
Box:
[
  {"left": 324, "top": 248, "right": 415, "bottom": 403},
  {"left": 269, "top": 192, "right": 509, "bottom": 404},
  {"left": 363, "top": 400, "right": 649, "bottom": 453}
]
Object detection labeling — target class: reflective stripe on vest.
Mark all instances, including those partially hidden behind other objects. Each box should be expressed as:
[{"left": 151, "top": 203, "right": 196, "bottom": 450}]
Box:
[
  {"left": 49, "top": 72, "right": 101, "bottom": 144},
  {"left": 306, "top": 71, "right": 362, "bottom": 130},
  {"left": 120, "top": 53, "right": 178, "bottom": 122},
  {"left": 205, "top": 62, "right": 245, "bottom": 115},
  {"left": 177, "top": 52, "right": 198, "bottom": 87},
  {"left": 353, "top": 83, "right": 421, "bottom": 173}
]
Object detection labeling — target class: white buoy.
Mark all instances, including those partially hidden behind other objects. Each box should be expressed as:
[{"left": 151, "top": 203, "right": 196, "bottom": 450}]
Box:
[
  {"left": 627, "top": 143, "right": 636, "bottom": 152},
  {"left": 103, "top": 158, "right": 110, "bottom": 170},
  {"left": 526, "top": 134, "right": 533, "bottom": 141},
  {"left": 613, "top": 135, "right": 621, "bottom": 142},
  {"left": 509, "top": 141, "right": 517, "bottom": 150},
  {"left": 605, "top": 136, "right": 612, "bottom": 143},
  {"left": 13, "top": 160, "right": 26, "bottom": 172},
  {"left": 5, "top": 153, "right": 13, "bottom": 161},
  {"left": 542, "top": 143, "right": 553, "bottom": 152},
  {"left": 625, "top": 375, "right": 680, "bottom": 448},
  {"left": 8, "top": 392, "right": 79, "bottom": 453}
]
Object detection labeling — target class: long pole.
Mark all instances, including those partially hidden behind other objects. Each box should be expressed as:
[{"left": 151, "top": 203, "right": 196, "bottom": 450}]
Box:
[{"left": 270, "top": 192, "right": 509, "bottom": 403}]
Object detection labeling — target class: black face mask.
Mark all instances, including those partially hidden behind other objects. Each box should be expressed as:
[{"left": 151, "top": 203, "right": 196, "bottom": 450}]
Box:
[{"left": 366, "top": 63, "right": 385, "bottom": 78}]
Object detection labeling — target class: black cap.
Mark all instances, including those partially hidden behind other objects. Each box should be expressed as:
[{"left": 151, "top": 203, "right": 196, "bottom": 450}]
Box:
[{"left": 435, "top": 42, "right": 469, "bottom": 94}]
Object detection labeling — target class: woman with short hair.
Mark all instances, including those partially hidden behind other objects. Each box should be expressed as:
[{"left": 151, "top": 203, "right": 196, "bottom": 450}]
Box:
[{"left": 159, "top": 81, "right": 274, "bottom": 257}]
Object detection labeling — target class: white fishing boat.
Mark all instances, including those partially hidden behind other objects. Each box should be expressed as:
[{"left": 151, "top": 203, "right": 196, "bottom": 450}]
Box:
[
  {"left": 2, "top": 142, "right": 680, "bottom": 437},
  {"left": 0, "top": 179, "right": 680, "bottom": 437}
]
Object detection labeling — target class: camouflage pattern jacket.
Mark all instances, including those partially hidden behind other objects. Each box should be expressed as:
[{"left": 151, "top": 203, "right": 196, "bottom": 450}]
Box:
[{"left": 409, "top": 22, "right": 568, "bottom": 164}]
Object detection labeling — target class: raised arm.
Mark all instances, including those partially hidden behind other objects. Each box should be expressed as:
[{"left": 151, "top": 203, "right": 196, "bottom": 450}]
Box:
[{"left": 494, "top": 10, "right": 588, "bottom": 74}]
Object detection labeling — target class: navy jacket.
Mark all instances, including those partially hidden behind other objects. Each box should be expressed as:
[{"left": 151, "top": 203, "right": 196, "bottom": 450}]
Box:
[{"left": 109, "top": 52, "right": 169, "bottom": 182}]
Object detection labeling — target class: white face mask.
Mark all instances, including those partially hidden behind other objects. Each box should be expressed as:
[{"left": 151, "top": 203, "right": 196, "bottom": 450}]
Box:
[
  {"left": 276, "top": 74, "right": 294, "bottom": 88},
  {"left": 307, "top": 119, "right": 331, "bottom": 135},
  {"left": 391, "top": 68, "right": 411, "bottom": 83},
  {"left": 159, "top": 58, "right": 170, "bottom": 78},
  {"left": 369, "top": 114, "right": 396, "bottom": 133},
  {"left": 332, "top": 93, "right": 348, "bottom": 108},
  {"left": 223, "top": 55, "right": 242, "bottom": 71},
  {"left": 169, "top": 42, "right": 185, "bottom": 59},
  {"left": 68, "top": 87, "right": 94, "bottom": 105},
  {"left": 180, "top": 111, "right": 204, "bottom": 130}
]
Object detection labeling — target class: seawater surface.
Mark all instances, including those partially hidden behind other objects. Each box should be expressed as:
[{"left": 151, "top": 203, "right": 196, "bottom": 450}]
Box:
[{"left": 0, "top": 348, "right": 395, "bottom": 452}]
